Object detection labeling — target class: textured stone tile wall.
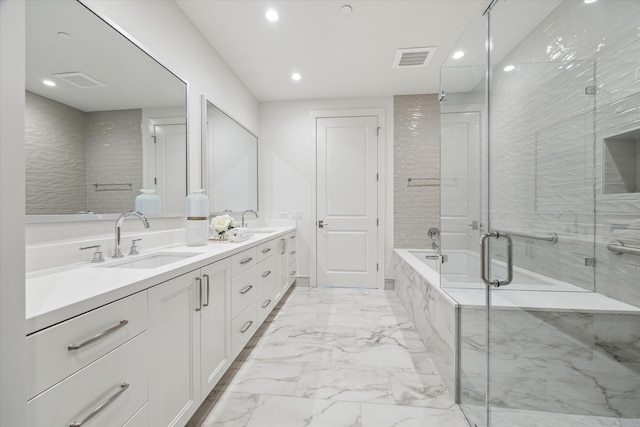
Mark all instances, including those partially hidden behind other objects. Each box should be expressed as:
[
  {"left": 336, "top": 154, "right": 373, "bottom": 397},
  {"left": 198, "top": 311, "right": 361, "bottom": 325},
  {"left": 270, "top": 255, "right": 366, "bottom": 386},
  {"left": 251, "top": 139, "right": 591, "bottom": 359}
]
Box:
[
  {"left": 393, "top": 94, "right": 441, "bottom": 249},
  {"left": 25, "top": 92, "right": 87, "bottom": 214}
]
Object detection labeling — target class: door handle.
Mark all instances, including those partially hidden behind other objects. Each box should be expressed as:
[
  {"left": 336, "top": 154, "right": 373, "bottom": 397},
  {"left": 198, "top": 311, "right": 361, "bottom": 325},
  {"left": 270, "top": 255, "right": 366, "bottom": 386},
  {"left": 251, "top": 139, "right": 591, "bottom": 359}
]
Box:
[
  {"left": 318, "top": 220, "right": 328, "bottom": 228},
  {"left": 480, "top": 231, "right": 513, "bottom": 287}
]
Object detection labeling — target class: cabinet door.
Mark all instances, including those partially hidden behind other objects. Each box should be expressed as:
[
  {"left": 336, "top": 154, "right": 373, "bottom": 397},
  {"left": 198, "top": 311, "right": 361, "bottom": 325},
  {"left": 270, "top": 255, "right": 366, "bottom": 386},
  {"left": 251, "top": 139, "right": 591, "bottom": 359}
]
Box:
[
  {"left": 148, "top": 271, "right": 201, "bottom": 427},
  {"left": 278, "top": 237, "right": 288, "bottom": 296},
  {"left": 200, "top": 259, "right": 231, "bottom": 397}
]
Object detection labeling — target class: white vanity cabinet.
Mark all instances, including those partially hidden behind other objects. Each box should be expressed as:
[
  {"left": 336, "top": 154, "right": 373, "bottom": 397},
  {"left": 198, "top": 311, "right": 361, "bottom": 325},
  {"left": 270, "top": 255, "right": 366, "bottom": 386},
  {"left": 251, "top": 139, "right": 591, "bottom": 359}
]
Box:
[
  {"left": 287, "top": 232, "right": 298, "bottom": 290},
  {"left": 230, "top": 247, "right": 259, "bottom": 358},
  {"left": 256, "top": 239, "right": 279, "bottom": 325},
  {"left": 26, "top": 291, "right": 149, "bottom": 427},
  {"left": 278, "top": 232, "right": 298, "bottom": 296},
  {"left": 148, "top": 258, "right": 231, "bottom": 427}
]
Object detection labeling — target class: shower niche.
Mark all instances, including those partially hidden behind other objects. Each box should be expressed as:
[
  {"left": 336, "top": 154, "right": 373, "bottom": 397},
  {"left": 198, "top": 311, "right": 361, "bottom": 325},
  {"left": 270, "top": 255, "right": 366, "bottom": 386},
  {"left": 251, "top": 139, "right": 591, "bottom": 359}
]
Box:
[{"left": 603, "top": 128, "right": 640, "bottom": 194}]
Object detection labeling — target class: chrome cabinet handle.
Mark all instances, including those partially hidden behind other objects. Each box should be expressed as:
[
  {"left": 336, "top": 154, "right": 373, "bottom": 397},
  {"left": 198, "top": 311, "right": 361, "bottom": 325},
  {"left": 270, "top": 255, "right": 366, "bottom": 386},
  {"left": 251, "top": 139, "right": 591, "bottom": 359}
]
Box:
[
  {"left": 480, "top": 231, "right": 513, "bottom": 287},
  {"left": 203, "top": 274, "right": 210, "bottom": 307},
  {"left": 262, "top": 299, "right": 272, "bottom": 309},
  {"left": 195, "top": 277, "right": 202, "bottom": 311},
  {"left": 261, "top": 270, "right": 271, "bottom": 278},
  {"left": 289, "top": 235, "right": 296, "bottom": 239},
  {"left": 240, "top": 285, "right": 253, "bottom": 295},
  {"left": 240, "top": 320, "right": 253, "bottom": 333},
  {"left": 261, "top": 248, "right": 271, "bottom": 254},
  {"left": 67, "top": 320, "right": 128, "bottom": 351},
  {"left": 69, "top": 382, "right": 129, "bottom": 427},
  {"left": 280, "top": 239, "right": 286, "bottom": 255},
  {"left": 240, "top": 257, "right": 253, "bottom": 265},
  {"left": 290, "top": 250, "right": 296, "bottom": 255},
  {"left": 290, "top": 270, "right": 296, "bottom": 276}
]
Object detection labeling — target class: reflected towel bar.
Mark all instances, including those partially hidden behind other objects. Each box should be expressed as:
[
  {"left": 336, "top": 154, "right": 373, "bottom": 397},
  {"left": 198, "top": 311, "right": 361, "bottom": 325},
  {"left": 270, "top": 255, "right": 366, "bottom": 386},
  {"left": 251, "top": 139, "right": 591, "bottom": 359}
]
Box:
[
  {"left": 93, "top": 183, "right": 133, "bottom": 192},
  {"left": 607, "top": 240, "right": 640, "bottom": 256},
  {"left": 494, "top": 229, "right": 558, "bottom": 244}
]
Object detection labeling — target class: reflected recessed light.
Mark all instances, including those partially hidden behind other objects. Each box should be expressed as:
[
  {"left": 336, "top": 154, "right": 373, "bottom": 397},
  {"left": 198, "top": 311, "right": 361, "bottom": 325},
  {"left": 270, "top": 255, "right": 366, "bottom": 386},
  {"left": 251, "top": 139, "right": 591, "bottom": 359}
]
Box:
[
  {"left": 291, "top": 72, "right": 301, "bottom": 81},
  {"left": 584, "top": 0, "right": 597, "bottom": 3},
  {"left": 42, "top": 79, "right": 56, "bottom": 87},
  {"left": 452, "top": 50, "right": 465, "bottom": 59},
  {"left": 266, "top": 10, "right": 279, "bottom": 22},
  {"left": 503, "top": 64, "right": 516, "bottom": 72},
  {"left": 341, "top": 5, "right": 352, "bottom": 14},
  {"left": 57, "top": 31, "right": 72, "bottom": 39}
]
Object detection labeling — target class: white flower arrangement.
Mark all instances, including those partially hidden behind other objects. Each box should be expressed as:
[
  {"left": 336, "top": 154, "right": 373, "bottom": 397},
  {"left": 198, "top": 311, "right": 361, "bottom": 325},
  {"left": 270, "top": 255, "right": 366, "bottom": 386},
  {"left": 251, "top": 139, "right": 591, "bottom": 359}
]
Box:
[{"left": 210, "top": 214, "right": 235, "bottom": 235}]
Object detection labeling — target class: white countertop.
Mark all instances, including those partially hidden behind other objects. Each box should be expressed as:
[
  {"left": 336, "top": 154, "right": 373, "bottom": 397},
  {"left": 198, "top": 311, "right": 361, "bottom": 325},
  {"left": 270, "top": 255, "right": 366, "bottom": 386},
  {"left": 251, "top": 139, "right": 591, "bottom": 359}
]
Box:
[{"left": 26, "top": 226, "right": 295, "bottom": 334}]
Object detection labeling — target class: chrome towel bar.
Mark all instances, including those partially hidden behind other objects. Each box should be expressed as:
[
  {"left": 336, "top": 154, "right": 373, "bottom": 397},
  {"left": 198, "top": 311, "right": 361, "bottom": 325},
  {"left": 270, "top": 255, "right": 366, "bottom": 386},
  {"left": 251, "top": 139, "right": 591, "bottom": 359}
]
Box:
[
  {"left": 607, "top": 240, "right": 640, "bottom": 256},
  {"left": 494, "top": 229, "right": 558, "bottom": 244}
]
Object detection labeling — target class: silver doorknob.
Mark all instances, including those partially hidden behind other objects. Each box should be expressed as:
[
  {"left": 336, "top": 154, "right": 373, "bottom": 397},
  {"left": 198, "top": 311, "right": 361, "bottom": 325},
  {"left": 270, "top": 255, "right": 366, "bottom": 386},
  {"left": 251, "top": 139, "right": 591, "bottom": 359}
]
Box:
[{"left": 318, "top": 220, "right": 328, "bottom": 228}]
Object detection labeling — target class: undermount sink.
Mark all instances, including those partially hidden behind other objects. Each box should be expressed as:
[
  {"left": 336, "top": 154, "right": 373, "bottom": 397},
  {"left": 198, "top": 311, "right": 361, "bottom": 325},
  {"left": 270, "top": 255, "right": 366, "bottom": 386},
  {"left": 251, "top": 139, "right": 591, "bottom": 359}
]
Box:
[{"left": 104, "top": 252, "right": 201, "bottom": 269}]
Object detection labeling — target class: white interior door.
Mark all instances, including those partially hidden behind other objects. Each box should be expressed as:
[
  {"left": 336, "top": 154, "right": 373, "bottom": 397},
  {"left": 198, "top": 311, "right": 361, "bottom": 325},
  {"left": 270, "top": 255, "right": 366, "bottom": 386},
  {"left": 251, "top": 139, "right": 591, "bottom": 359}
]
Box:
[
  {"left": 316, "top": 116, "right": 378, "bottom": 288},
  {"left": 440, "top": 112, "right": 482, "bottom": 250}
]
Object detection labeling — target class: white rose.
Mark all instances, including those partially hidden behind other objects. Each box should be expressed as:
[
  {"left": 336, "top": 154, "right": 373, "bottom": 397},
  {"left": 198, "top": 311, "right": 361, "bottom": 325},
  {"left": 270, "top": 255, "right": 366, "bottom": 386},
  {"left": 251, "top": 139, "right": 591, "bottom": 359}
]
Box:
[{"left": 210, "top": 214, "right": 232, "bottom": 233}]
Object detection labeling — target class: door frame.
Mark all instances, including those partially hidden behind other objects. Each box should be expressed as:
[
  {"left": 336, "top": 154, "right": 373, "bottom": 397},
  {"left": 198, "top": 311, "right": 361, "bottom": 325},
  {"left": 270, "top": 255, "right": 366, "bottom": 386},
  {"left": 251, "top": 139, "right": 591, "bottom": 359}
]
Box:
[{"left": 309, "top": 109, "right": 386, "bottom": 289}]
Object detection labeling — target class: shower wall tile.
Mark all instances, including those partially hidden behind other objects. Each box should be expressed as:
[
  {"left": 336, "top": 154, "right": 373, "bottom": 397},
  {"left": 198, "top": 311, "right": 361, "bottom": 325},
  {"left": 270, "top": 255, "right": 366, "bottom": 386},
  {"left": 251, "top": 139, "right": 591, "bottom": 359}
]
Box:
[
  {"left": 394, "top": 94, "right": 441, "bottom": 249},
  {"left": 25, "top": 92, "right": 87, "bottom": 214},
  {"left": 85, "top": 109, "right": 143, "bottom": 213},
  {"left": 471, "top": 0, "right": 640, "bottom": 307}
]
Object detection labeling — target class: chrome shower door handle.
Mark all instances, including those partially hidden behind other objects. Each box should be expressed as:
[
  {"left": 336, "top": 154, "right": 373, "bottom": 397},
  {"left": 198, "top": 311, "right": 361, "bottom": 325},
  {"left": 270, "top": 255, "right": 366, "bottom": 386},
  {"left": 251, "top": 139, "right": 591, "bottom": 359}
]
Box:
[{"left": 480, "top": 230, "right": 513, "bottom": 287}]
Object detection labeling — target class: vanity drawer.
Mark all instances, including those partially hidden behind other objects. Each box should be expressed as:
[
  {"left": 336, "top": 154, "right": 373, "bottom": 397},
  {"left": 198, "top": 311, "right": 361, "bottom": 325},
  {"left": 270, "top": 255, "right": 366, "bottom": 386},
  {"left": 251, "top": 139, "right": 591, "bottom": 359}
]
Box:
[
  {"left": 231, "top": 300, "right": 257, "bottom": 358},
  {"left": 27, "top": 332, "right": 148, "bottom": 427},
  {"left": 123, "top": 403, "right": 148, "bottom": 427},
  {"left": 231, "top": 247, "right": 257, "bottom": 277},
  {"left": 256, "top": 282, "right": 278, "bottom": 326},
  {"left": 27, "top": 290, "right": 148, "bottom": 399},
  {"left": 231, "top": 266, "right": 257, "bottom": 318},
  {"left": 256, "top": 239, "right": 277, "bottom": 263},
  {"left": 257, "top": 255, "right": 276, "bottom": 291}
]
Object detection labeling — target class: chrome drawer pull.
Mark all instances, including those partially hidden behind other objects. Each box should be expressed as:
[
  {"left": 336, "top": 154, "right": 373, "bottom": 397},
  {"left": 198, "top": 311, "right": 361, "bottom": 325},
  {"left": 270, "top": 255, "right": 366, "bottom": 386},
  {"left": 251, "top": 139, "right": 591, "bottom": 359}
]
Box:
[
  {"left": 69, "top": 382, "right": 129, "bottom": 427},
  {"left": 261, "top": 248, "right": 271, "bottom": 254},
  {"left": 290, "top": 235, "right": 296, "bottom": 239},
  {"left": 203, "top": 274, "right": 210, "bottom": 307},
  {"left": 240, "top": 285, "right": 254, "bottom": 295},
  {"left": 240, "top": 320, "right": 253, "bottom": 333},
  {"left": 261, "top": 270, "right": 272, "bottom": 278},
  {"left": 290, "top": 250, "right": 296, "bottom": 255},
  {"left": 240, "top": 257, "right": 253, "bottom": 265},
  {"left": 195, "top": 277, "right": 203, "bottom": 312},
  {"left": 67, "top": 320, "right": 129, "bottom": 351},
  {"left": 262, "top": 299, "right": 272, "bottom": 309},
  {"left": 290, "top": 270, "right": 296, "bottom": 276}
]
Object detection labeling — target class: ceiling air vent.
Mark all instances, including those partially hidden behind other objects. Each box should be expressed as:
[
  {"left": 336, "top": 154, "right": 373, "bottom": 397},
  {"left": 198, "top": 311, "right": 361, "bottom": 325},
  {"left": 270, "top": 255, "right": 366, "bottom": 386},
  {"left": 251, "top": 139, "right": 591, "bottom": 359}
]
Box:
[
  {"left": 53, "top": 72, "right": 106, "bottom": 88},
  {"left": 392, "top": 47, "right": 437, "bottom": 69}
]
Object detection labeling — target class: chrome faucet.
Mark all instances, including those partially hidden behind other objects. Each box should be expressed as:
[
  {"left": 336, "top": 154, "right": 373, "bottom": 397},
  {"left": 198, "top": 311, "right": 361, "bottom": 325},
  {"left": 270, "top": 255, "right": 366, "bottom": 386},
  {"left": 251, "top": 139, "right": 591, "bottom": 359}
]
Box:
[
  {"left": 241, "top": 209, "right": 258, "bottom": 227},
  {"left": 113, "top": 210, "right": 150, "bottom": 258}
]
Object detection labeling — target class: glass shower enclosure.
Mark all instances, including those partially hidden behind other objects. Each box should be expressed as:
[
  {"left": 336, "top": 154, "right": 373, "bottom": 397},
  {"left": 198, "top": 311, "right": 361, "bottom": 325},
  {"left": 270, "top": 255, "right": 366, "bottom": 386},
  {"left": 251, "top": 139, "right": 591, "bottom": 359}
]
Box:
[{"left": 440, "top": 1, "right": 640, "bottom": 426}]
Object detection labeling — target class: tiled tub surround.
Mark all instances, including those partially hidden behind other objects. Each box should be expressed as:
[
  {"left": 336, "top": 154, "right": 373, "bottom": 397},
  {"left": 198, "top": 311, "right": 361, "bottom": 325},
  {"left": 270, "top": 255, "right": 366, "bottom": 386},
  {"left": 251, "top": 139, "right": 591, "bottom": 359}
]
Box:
[{"left": 393, "top": 248, "right": 640, "bottom": 423}]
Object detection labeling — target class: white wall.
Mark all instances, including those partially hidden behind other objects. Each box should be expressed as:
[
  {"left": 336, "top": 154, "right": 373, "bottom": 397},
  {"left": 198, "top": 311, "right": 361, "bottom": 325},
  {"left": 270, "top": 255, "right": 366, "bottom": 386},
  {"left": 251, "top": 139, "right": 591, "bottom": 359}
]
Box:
[
  {"left": 0, "top": 0, "right": 27, "bottom": 424},
  {"left": 258, "top": 97, "right": 394, "bottom": 282}
]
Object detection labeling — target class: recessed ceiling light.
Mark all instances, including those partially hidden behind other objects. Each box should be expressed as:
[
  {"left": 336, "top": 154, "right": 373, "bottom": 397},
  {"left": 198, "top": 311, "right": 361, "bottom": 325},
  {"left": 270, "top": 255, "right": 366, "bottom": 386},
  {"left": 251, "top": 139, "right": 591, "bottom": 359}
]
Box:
[
  {"left": 57, "top": 31, "right": 72, "bottom": 39},
  {"left": 452, "top": 50, "right": 465, "bottom": 59},
  {"left": 584, "top": 0, "right": 597, "bottom": 3},
  {"left": 503, "top": 64, "right": 516, "bottom": 72},
  {"left": 341, "top": 5, "right": 352, "bottom": 14},
  {"left": 42, "top": 79, "right": 56, "bottom": 87},
  {"left": 266, "top": 9, "right": 279, "bottom": 22},
  {"left": 291, "top": 72, "right": 301, "bottom": 81}
]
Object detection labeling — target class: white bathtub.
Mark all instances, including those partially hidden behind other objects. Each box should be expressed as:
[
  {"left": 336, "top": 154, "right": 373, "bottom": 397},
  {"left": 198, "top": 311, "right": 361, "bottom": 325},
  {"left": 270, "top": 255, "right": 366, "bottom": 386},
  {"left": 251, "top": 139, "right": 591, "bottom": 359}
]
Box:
[{"left": 398, "top": 248, "right": 640, "bottom": 314}]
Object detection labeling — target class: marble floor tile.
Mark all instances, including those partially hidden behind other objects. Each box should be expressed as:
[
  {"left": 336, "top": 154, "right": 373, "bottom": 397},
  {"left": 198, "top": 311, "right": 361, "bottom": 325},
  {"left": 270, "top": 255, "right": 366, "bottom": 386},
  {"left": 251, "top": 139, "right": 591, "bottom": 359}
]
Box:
[
  {"left": 215, "top": 360, "right": 302, "bottom": 396},
  {"left": 360, "top": 403, "right": 469, "bottom": 427},
  {"left": 388, "top": 372, "right": 455, "bottom": 408}
]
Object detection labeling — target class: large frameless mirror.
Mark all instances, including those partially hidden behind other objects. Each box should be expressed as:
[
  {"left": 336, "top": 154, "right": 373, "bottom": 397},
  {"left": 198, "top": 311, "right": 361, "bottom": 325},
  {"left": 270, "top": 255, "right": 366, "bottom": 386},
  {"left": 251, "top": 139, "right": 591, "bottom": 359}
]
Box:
[
  {"left": 25, "top": 0, "right": 187, "bottom": 220},
  {"left": 202, "top": 97, "right": 258, "bottom": 215}
]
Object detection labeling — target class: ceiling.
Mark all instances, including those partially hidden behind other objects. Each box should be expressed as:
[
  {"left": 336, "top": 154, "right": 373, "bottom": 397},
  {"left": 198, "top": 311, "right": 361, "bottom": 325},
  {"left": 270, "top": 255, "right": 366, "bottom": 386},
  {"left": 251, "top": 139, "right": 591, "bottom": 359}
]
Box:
[{"left": 176, "top": 0, "right": 486, "bottom": 102}]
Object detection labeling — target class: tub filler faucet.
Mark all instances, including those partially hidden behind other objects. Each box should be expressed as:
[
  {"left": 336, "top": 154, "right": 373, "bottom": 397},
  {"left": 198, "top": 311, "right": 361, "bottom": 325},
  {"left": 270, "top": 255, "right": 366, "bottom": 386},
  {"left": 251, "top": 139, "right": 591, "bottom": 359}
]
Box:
[{"left": 113, "top": 210, "right": 150, "bottom": 258}]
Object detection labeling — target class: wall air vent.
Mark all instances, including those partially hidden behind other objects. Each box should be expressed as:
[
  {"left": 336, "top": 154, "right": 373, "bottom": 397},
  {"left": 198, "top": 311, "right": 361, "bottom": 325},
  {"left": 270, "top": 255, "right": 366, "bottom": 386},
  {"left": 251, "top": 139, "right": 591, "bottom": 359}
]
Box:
[
  {"left": 53, "top": 72, "right": 106, "bottom": 88},
  {"left": 392, "top": 47, "right": 437, "bottom": 69}
]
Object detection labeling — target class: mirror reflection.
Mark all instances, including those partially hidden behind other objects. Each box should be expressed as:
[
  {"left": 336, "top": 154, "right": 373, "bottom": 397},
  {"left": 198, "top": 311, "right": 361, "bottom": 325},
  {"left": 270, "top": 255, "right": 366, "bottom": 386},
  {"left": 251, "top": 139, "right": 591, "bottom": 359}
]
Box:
[
  {"left": 25, "top": 0, "right": 187, "bottom": 218},
  {"left": 203, "top": 100, "right": 258, "bottom": 214}
]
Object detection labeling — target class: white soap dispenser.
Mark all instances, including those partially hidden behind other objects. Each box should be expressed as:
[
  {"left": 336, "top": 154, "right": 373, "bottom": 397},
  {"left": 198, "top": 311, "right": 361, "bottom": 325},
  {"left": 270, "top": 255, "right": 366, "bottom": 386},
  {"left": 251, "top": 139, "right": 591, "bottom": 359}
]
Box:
[{"left": 185, "top": 189, "right": 209, "bottom": 246}]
